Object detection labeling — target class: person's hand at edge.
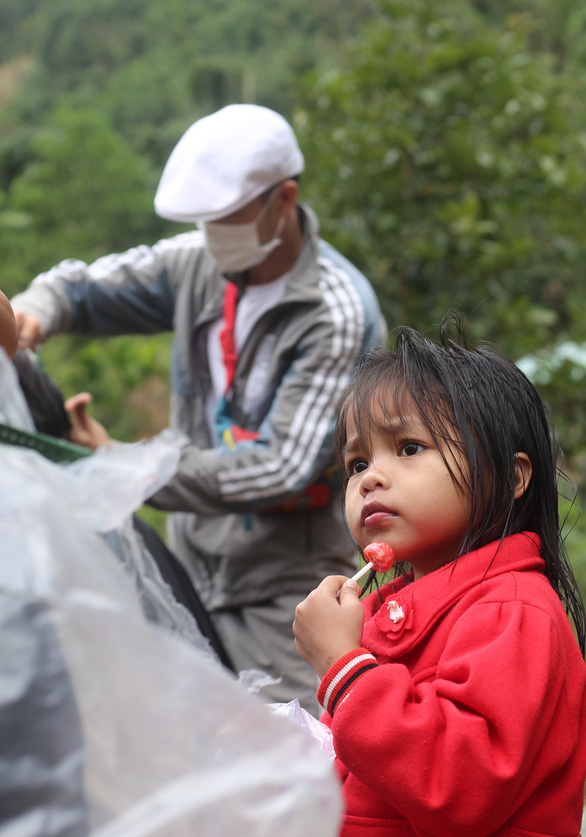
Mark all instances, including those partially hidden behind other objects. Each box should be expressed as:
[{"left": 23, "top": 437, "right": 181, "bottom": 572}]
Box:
[
  {"left": 14, "top": 310, "right": 45, "bottom": 352},
  {"left": 64, "top": 392, "right": 111, "bottom": 450}
]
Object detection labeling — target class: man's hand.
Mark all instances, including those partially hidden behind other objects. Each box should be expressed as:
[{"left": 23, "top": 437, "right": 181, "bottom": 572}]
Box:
[
  {"left": 14, "top": 310, "right": 45, "bottom": 351},
  {"left": 64, "top": 392, "right": 111, "bottom": 450},
  {"left": 293, "top": 575, "right": 365, "bottom": 679}
]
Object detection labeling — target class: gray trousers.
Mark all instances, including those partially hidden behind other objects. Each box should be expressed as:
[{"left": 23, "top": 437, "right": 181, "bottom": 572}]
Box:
[{"left": 211, "top": 592, "right": 321, "bottom": 718}]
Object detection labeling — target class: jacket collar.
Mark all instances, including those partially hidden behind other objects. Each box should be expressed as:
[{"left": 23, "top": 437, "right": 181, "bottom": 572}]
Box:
[
  {"left": 363, "top": 533, "right": 544, "bottom": 656},
  {"left": 192, "top": 204, "right": 322, "bottom": 339},
  {"left": 221, "top": 204, "right": 323, "bottom": 302}
]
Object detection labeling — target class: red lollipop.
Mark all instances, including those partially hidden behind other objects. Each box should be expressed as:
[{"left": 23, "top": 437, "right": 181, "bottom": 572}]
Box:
[
  {"left": 345, "top": 542, "right": 395, "bottom": 589},
  {"left": 362, "top": 542, "right": 395, "bottom": 572}
]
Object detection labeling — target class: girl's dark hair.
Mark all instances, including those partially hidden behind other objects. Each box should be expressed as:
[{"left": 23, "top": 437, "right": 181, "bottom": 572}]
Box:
[{"left": 335, "top": 315, "right": 586, "bottom": 654}]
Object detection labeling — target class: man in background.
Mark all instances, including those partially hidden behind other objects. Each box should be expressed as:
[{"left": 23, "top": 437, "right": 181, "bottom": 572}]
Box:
[{"left": 12, "top": 104, "right": 385, "bottom": 714}]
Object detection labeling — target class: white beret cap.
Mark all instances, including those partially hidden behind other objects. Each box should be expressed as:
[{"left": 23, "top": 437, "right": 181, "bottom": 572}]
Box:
[{"left": 154, "top": 104, "right": 305, "bottom": 222}]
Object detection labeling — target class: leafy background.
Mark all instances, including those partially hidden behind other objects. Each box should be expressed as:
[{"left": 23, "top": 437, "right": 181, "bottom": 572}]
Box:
[{"left": 1, "top": 0, "right": 585, "bottom": 598}]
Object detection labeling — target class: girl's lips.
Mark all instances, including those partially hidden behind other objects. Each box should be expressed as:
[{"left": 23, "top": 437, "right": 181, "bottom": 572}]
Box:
[
  {"left": 362, "top": 503, "right": 397, "bottom": 528},
  {"left": 364, "top": 510, "right": 397, "bottom": 528}
]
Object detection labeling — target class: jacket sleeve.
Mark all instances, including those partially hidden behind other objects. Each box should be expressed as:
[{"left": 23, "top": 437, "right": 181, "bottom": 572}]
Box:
[
  {"left": 324, "top": 597, "right": 581, "bottom": 836},
  {"left": 150, "top": 282, "right": 369, "bottom": 515},
  {"left": 9, "top": 233, "right": 204, "bottom": 337}
]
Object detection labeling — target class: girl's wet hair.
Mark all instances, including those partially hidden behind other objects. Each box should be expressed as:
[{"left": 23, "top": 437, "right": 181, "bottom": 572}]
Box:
[{"left": 335, "top": 315, "right": 586, "bottom": 653}]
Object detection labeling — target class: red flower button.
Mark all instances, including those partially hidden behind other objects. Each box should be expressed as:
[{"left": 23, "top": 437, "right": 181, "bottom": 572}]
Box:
[{"left": 374, "top": 593, "right": 413, "bottom": 638}]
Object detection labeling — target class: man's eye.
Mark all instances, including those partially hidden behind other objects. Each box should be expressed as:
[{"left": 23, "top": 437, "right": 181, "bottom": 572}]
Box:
[{"left": 401, "top": 441, "right": 423, "bottom": 457}]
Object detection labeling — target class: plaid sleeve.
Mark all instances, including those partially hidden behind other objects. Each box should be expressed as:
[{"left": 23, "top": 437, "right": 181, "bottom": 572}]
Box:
[{"left": 318, "top": 647, "right": 378, "bottom": 717}]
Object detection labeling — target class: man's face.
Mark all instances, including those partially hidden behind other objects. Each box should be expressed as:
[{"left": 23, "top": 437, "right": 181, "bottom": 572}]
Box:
[
  {"left": 199, "top": 185, "right": 286, "bottom": 273},
  {"left": 213, "top": 186, "right": 283, "bottom": 244}
]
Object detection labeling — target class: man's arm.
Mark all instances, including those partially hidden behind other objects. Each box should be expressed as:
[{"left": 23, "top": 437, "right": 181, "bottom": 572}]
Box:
[{"left": 10, "top": 233, "right": 204, "bottom": 340}]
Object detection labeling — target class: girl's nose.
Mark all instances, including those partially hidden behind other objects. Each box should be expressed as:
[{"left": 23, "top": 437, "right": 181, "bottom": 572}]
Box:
[{"left": 359, "top": 464, "right": 389, "bottom": 495}]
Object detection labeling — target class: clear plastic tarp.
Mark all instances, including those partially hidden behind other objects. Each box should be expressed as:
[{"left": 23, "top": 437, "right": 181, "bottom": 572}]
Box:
[{"left": 0, "top": 350, "right": 342, "bottom": 837}]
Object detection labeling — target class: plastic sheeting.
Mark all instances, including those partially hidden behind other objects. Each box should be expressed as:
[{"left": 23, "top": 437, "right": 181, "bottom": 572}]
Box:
[
  {"left": 270, "top": 700, "right": 336, "bottom": 762},
  {"left": 0, "top": 350, "right": 342, "bottom": 837}
]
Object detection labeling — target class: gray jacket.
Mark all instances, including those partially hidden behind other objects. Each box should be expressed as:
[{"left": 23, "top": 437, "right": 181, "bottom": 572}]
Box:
[{"left": 12, "top": 206, "right": 386, "bottom": 608}]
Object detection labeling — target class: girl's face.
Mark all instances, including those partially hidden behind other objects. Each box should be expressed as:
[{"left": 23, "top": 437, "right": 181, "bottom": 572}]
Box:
[{"left": 342, "top": 393, "right": 472, "bottom": 579}]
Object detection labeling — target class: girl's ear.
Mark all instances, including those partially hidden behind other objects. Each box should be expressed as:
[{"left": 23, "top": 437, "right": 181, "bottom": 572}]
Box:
[{"left": 514, "top": 452, "right": 533, "bottom": 499}]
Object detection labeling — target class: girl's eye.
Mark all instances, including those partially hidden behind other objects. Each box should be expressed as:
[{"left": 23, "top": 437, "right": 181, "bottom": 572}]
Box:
[
  {"left": 401, "top": 441, "right": 424, "bottom": 457},
  {"left": 347, "top": 458, "right": 368, "bottom": 476}
]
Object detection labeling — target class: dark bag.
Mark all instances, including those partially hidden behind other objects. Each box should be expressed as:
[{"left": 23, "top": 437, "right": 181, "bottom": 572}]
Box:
[{"left": 132, "top": 515, "right": 235, "bottom": 672}]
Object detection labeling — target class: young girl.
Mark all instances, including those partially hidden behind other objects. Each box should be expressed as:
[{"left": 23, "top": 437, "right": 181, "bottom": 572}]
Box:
[{"left": 293, "top": 321, "right": 586, "bottom": 837}]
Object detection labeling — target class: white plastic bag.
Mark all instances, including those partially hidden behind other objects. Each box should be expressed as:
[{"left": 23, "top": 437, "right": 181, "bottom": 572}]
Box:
[
  {"left": 270, "top": 699, "right": 336, "bottom": 761},
  {"left": 0, "top": 357, "right": 343, "bottom": 837}
]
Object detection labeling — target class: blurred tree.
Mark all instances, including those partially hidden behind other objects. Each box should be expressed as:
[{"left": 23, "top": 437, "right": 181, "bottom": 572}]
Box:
[
  {"left": 0, "top": 0, "right": 41, "bottom": 59},
  {"left": 1, "top": 104, "right": 162, "bottom": 297},
  {"left": 297, "top": 0, "right": 586, "bottom": 360},
  {"left": 471, "top": 0, "right": 586, "bottom": 71},
  {"left": 30, "top": 0, "right": 148, "bottom": 90},
  {"left": 2, "top": 0, "right": 374, "bottom": 170}
]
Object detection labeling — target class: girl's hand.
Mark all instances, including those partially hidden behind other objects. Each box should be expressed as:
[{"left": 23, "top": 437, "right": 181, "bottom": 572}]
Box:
[{"left": 293, "top": 575, "right": 365, "bottom": 679}]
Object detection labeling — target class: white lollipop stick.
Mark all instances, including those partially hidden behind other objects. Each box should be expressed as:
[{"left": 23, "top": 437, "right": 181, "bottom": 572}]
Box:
[
  {"left": 337, "top": 542, "right": 395, "bottom": 598},
  {"left": 348, "top": 561, "right": 378, "bottom": 585}
]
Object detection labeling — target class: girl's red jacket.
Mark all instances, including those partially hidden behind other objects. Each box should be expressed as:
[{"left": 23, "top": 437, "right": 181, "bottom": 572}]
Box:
[{"left": 318, "top": 533, "right": 586, "bottom": 837}]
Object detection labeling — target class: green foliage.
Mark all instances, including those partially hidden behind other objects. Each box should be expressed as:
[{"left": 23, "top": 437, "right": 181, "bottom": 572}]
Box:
[
  {"left": 521, "top": 351, "right": 586, "bottom": 470},
  {"left": 3, "top": 0, "right": 375, "bottom": 169},
  {"left": 298, "top": 0, "right": 586, "bottom": 360},
  {"left": 0, "top": 106, "right": 163, "bottom": 298},
  {"left": 29, "top": 0, "right": 150, "bottom": 89},
  {"left": 0, "top": 0, "right": 41, "bottom": 59},
  {"left": 40, "top": 332, "right": 173, "bottom": 442},
  {"left": 471, "top": 0, "right": 586, "bottom": 71},
  {"left": 10, "top": 106, "right": 159, "bottom": 248},
  {"left": 560, "top": 490, "right": 586, "bottom": 609}
]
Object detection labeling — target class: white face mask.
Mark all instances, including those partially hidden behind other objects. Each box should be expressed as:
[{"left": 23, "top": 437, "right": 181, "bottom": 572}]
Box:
[{"left": 201, "top": 188, "right": 285, "bottom": 273}]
